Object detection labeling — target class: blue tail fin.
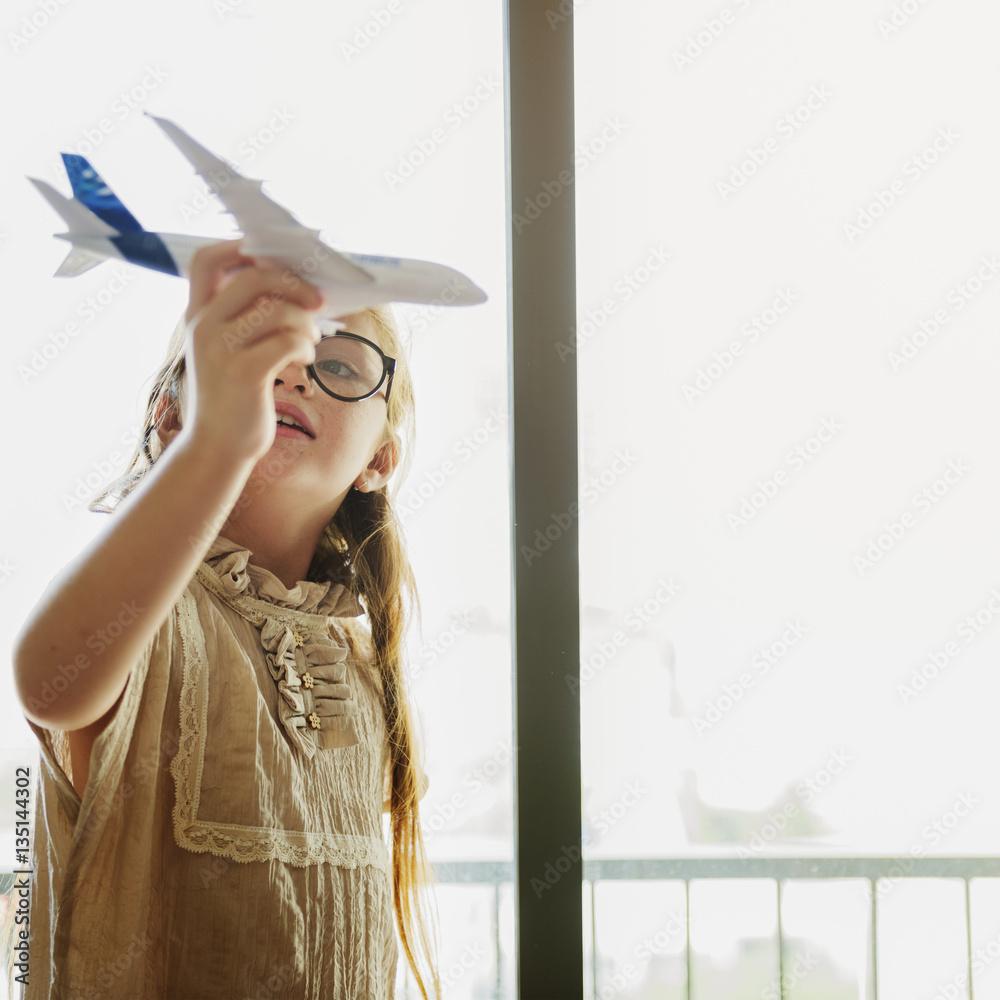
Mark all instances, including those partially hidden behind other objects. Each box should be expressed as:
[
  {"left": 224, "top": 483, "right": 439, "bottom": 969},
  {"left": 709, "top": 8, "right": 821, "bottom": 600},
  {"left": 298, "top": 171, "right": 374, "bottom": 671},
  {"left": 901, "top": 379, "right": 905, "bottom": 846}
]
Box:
[
  {"left": 61, "top": 153, "right": 143, "bottom": 234},
  {"left": 56, "top": 153, "right": 180, "bottom": 276}
]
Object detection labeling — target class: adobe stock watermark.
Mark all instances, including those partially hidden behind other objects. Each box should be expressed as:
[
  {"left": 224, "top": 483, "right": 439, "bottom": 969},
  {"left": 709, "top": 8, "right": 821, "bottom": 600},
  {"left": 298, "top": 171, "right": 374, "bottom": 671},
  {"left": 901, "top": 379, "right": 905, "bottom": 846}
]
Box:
[
  {"left": 853, "top": 458, "right": 969, "bottom": 575},
  {"left": 61, "top": 423, "right": 143, "bottom": 513},
  {"left": 591, "top": 780, "right": 648, "bottom": 838},
  {"left": 188, "top": 446, "right": 303, "bottom": 554},
  {"left": 737, "top": 748, "right": 852, "bottom": 857},
  {"left": 0, "top": 557, "right": 16, "bottom": 584},
  {"left": 727, "top": 417, "right": 843, "bottom": 533},
  {"left": 17, "top": 266, "right": 136, "bottom": 384},
  {"left": 530, "top": 779, "right": 646, "bottom": 898},
  {"left": 690, "top": 619, "right": 809, "bottom": 736},
  {"left": 239, "top": 963, "right": 297, "bottom": 1000},
  {"left": 176, "top": 108, "right": 294, "bottom": 222},
  {"left": 213, "top": 0, "right": 247, "bottom": 18},
  {"left": 932, "top": 924, "right": 1000, "bottom": 1000},
  {"left": 231, "top": 107, "right": 294, "bottom": 165},
  {"left": 397, "top": 408, "right": 507, "bottom": 523},
  {"left": 8, "top": 0, "right": 76, "bottom": 53},
  {"left": 403, "top": 275, "right": 487, "bottom": 335},
  {"left": 564, "top": 578, "right": 681, "bottom": 694},
  {"left": 886, "top": 254, "right": 1000, "bottom": 371},
  {"left": 594, "top": 907, "right": 687, "bottom": 1000},
  {"left": 384, "top": 75, "right": 500, "bottom": 192},
  {"left": 682, "top": 287, "right": 796, "bottom": 401},
  {"left": 438, "top": 942, "right": 489, "bottom": 995},
  {"left": 878, "top": 0, "right": 935, "bottom": 40},
  {"left": 544, "top": 0, "right": 596, "bottom": 30},
  {"left": 421, "top": 739, "right": 513, "bottom": 840},
  {"left": 88, "top": 933, "right": 155, "bottom": 994},
  {"left": 520, "top": 448, "right": 637, "bottom": 565},
  {"left": 896, "top": 585, "right": 1000, "bottom": 705},
  {"left": 716, "top": 85, "right": 833, "bottom": 202},
  {"left": 45, "top": 67, "right": 170, "bottom": 165},
  {"left": 412, "top": 611, "right": 477, "bottom": 678},
  {"left": 512, "top": 117, "right": 628, "bottom": 234},
  {"left": 24, "top": 600, "right": 146, "bottom": 716},
  {"left": 222, "top": 260, "right": 329, "bottom": 351},
  {"left": 341, "top": 0, "right": 406, "bottom": 62},
  {"left": 81, "top": 728, "right": 181, "bottom": 837},
  {"left": 554, "top": 246, "right": 670, "bottom": 362},
  {"left": 762, "top": 951, "right": 819, "bottom": 1000},
  {"left": 921, "top": 790, "right": 979, "bottom": 849},
  {"left": 672, "top": 0, "right": 760, "bottom": 72},
  {"left": 528, "top": 838, "right": 586, "bottom": 899},
  {"left": 843, "top": 126, "right": 959, "bottom": 243},
  {"left": 871, "top": 790, "right": 979, "bottom": 904}
]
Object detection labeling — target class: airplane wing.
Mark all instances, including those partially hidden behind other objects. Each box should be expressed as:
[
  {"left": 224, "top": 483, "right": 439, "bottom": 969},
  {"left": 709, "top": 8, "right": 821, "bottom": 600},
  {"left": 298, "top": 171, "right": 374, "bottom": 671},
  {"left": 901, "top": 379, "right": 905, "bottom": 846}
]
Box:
[{"left": 143, "top": 112, "right": 375, "bottom": 288}]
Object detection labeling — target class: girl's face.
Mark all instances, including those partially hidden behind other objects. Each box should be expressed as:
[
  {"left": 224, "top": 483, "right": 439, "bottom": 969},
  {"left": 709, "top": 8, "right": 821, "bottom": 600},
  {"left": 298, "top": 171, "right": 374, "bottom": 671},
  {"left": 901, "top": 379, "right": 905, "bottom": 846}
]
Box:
[{"left": 259, "top": 310, "right": 397, "bottom": 506}]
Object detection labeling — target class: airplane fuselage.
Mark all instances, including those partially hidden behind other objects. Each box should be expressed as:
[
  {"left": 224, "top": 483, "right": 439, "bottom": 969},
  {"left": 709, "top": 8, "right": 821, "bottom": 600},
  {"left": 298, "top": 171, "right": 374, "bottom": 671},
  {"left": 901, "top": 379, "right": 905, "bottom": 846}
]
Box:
[{"left": 59, "top": 231, "right": 484, "bottom": 317}]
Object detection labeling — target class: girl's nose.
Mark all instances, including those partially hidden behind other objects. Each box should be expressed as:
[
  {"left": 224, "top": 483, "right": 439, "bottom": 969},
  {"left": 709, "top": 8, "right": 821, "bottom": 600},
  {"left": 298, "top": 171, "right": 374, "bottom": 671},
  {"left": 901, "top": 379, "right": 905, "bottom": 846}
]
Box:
[{"left": 274, "top": 362, "right": 316, "bottom": 394}]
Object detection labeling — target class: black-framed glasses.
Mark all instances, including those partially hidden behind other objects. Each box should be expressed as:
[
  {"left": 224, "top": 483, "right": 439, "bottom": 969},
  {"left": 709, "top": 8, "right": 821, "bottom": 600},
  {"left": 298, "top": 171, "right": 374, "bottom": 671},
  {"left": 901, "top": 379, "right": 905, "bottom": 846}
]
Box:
[{"left": 307, "top": 331, "right": 396, "bottom": 406}]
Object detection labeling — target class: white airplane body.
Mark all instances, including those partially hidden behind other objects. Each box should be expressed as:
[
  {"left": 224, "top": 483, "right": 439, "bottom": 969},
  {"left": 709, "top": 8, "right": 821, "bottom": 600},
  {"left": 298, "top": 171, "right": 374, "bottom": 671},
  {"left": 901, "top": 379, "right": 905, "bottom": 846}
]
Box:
[{"left": 28, "top": 111, "right": 487, "bottom": 321}]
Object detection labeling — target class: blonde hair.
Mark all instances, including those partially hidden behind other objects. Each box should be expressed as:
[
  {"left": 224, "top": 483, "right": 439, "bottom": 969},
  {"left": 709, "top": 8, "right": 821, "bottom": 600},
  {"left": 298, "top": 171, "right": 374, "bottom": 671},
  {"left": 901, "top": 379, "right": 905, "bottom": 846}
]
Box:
[{"left": 5, "top": 305, "right": 442, "bottom": 998}]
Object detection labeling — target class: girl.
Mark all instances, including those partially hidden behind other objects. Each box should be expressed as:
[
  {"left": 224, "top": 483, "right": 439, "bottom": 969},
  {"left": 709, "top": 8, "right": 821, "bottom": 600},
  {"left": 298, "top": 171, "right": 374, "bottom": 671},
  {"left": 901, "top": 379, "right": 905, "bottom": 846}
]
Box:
[{"left": 11, "top": 239, "right": 440, "bottom": 999}]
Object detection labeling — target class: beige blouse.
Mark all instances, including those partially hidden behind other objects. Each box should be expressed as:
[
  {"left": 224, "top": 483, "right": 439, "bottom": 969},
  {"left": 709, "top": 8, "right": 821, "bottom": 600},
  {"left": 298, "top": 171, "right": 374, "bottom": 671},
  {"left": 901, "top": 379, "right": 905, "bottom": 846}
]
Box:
[{"left": 25, "top": 534, "right": 428, "bottom": 1000}]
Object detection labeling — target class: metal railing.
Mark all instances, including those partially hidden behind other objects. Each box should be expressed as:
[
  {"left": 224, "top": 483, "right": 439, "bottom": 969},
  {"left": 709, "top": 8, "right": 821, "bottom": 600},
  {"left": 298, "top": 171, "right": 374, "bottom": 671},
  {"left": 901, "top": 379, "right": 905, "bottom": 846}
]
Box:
[{"left": 427, "top": 856, "right": 1000, "bottom": 1000}]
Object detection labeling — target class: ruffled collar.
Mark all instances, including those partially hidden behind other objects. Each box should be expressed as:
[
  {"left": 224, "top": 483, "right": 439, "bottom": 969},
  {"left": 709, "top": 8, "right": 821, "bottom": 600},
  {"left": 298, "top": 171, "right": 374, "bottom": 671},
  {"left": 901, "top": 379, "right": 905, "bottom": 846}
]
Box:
[{"left": 202, "top": 534, "right": 365, "bottom": 619}]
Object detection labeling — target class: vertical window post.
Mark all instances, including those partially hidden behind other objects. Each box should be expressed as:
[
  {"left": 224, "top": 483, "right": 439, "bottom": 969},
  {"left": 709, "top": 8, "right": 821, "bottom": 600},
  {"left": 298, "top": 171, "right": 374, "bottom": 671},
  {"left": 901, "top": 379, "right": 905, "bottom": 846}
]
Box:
[{"left": 504, "top": 2, "right": 582, "bottom": 996}]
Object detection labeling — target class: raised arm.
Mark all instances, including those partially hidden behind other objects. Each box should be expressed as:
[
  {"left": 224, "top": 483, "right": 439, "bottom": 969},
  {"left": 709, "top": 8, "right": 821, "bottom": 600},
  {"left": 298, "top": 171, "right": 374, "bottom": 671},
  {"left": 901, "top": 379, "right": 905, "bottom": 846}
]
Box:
[{"left": 13, "top": 241, "right": 325, "bottom": 731}]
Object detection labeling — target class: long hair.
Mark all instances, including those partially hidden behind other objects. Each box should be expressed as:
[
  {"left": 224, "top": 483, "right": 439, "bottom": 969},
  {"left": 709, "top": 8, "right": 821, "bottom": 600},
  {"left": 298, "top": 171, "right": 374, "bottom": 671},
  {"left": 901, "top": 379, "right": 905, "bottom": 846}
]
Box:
[{"left": 84, "top": 303, "right": 441, "bottom": 997}]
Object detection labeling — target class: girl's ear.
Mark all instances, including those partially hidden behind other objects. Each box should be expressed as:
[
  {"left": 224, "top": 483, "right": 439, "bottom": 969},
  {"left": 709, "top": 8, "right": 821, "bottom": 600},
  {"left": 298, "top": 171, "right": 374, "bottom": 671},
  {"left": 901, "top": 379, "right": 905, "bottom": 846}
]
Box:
[
  {"left": 358, "top": 433, "right": 400, "bottom": 492},
  {"left": 154, "top": 393, "right": 183, "bottom": 449}
]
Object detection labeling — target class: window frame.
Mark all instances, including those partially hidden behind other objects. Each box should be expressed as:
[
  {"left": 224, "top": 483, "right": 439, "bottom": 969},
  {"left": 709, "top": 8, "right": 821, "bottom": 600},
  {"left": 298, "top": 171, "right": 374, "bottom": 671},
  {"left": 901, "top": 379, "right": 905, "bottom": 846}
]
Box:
[{"left": 505, "top": 3, "right": 584, "bottom": 996}]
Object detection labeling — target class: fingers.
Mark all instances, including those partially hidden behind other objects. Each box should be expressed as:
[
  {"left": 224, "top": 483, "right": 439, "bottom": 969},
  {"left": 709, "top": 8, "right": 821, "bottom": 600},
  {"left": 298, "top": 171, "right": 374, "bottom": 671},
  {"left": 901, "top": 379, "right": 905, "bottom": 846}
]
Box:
[
  {"left": 186, "top": 241, "right": 325, "bottom": 327},
  {"left": 185, "top": 240, "right": 254, "bottom": 324},
  {"left": 204, "top": 268, "right": 324, "bottom": 348},
  {"left": 240, "top": 318, "right": 319, "bottom": 377},
  {"left": 183, "top": 244, "right": 328, "bottom": 406}
]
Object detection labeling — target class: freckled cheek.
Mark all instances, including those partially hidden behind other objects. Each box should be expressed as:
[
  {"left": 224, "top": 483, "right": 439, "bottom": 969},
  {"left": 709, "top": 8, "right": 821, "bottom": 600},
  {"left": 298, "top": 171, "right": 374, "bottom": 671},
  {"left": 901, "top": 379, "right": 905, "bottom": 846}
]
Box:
[
  {"left": 315, "top": 407, "right": 378, "bottom": 465},
  {"left": 319, "top": 427, "right": 366, "bottom": 467}
]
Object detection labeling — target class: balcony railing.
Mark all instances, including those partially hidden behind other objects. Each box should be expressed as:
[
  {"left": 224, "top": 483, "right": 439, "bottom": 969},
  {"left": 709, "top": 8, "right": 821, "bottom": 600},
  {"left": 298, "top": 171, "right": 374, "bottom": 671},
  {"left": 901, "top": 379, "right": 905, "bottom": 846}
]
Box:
[{"left": 420, "top": 856, "right": 1000, "bottom": 1000}]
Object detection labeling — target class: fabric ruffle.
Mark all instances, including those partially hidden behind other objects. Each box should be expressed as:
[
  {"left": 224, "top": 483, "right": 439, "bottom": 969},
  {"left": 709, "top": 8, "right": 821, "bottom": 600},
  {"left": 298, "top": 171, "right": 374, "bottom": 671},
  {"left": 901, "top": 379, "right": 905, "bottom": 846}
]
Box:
[
  {"left": 204, "top": 534, "right": 365, "bottom": 618},
  {"left": 199, "top": 534, "right": 368, "bottom": 756},
  {"left": 260, "top": 618, "right": 361, "bottom": 758}
]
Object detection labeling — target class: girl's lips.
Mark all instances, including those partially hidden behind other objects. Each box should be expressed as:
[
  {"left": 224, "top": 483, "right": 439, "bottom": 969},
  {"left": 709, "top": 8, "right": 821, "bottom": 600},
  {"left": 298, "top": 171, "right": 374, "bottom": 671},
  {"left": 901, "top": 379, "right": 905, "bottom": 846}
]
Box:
[
  {"left": 275, "top": 425, "right": 312, "bottom": 440},
  {"left": 274, "top": 401, "right": 315, "bottom": 437}
]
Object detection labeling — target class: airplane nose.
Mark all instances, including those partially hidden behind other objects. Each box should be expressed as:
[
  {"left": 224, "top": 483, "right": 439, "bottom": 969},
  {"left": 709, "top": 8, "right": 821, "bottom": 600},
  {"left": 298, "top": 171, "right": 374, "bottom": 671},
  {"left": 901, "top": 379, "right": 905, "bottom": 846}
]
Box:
[{"left": 449, "top": 269, "right": 488, "bottom": 304}]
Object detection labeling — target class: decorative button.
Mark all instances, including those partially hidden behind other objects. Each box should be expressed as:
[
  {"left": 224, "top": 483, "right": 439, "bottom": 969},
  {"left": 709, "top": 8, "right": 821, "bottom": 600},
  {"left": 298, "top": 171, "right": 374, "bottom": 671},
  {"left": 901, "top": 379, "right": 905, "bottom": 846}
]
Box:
[
  {"left": 301, "top": 672, "right": 314, "bottom": 689},
  {"left": 292, "top": 630, "right": 305, "bottom": 648},
  {"left": 307, "top": 712, "right": 321, "bottom": 730}
]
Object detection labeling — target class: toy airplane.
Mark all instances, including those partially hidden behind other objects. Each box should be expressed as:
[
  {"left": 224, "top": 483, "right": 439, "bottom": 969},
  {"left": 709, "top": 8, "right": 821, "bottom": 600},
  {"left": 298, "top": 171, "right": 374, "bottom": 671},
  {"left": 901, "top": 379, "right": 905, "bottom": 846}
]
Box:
[{"left": 27, "top": 111, "right": 487, "bottom": 320}]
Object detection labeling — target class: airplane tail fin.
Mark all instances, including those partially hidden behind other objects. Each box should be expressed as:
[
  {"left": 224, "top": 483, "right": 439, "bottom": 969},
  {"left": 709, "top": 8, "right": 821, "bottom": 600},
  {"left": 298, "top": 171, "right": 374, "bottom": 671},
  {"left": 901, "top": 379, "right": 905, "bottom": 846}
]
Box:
[{"left": 60, "top": 153, "right": 144, "bottom": 234}]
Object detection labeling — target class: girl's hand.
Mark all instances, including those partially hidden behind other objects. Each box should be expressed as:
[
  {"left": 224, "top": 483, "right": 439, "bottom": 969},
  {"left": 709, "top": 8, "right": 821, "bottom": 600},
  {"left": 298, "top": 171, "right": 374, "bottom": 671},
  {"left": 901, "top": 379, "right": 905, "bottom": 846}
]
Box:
[{"left": 181, "top": 239, "right": 325, "bottom": 463}]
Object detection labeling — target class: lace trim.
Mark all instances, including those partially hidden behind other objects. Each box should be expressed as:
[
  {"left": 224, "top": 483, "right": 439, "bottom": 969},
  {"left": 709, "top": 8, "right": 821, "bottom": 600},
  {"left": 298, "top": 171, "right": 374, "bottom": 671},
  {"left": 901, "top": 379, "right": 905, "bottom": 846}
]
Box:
[{"left": 169, "top": 587, "right": 389, "bottom": 872}]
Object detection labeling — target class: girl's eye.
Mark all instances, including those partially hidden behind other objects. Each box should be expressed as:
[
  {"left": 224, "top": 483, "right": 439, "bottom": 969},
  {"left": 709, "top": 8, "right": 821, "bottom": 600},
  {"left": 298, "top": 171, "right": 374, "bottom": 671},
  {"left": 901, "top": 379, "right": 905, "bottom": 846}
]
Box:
[{"left": 316, "top": 359, "right": 360, "bottom": 378}]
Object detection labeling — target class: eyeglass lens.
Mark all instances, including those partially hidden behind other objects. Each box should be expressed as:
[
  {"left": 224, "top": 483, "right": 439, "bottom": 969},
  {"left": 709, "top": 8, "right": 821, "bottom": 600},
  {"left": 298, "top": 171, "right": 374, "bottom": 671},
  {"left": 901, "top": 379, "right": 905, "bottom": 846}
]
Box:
[{"left": 313, "top": 337, "right": 385, "bottom": 399}]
